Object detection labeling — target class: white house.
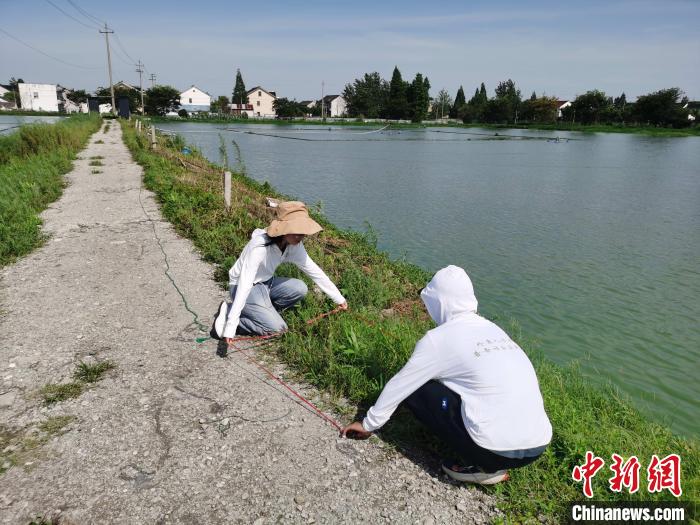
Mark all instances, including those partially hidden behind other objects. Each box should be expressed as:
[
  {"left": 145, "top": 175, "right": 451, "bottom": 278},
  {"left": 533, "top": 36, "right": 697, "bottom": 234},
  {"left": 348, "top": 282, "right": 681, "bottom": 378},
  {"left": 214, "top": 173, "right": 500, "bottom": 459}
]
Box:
[
  {"left": 246, "top": 86, "right": 277, "bottom": 118},
  {"left": 179, "top": 85, "right": 211, "bottom": 113},
  {"left": 321, "top": 95, "right": 346, "bottom": 117},
  {"left": 18, "top": 83, "right": 59, "bottom": 112},
  {"left": 557, "top": 100, "right": 571, "bottom": 119}
]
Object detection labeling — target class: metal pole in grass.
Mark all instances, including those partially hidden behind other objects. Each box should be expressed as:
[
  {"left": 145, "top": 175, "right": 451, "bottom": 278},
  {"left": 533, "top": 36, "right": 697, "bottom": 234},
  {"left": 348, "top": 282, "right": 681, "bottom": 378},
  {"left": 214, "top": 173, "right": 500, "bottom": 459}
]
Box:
[{"left": 224, "top": 171, "right": 231, "bottom": 211}]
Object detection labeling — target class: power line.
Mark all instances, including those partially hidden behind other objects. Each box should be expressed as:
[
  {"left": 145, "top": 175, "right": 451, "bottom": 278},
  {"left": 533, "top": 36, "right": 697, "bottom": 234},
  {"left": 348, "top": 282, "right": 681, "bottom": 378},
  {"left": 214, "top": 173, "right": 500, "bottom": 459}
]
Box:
[
  {"left": 44, "top": 0, "right": 100, "bottom": 30},
  {"left": 65, "top": 0, "right": 104, "bottom": 26},
  {"left": 113, "top": 32, "right": 136, "bottom": 65},
  {"left": 0, "top": 26, "right": 101, "bottom": 70}
]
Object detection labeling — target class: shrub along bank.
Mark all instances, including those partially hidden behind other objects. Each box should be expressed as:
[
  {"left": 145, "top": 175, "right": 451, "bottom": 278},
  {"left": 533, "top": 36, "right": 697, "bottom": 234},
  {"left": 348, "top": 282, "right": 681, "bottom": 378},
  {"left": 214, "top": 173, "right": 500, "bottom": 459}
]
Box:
[
  {"left": 0, "top": 115, "right": 101, "bottom": 266},
  {"left": 121, "top": 121, "right": 698, "bottom": 521}
]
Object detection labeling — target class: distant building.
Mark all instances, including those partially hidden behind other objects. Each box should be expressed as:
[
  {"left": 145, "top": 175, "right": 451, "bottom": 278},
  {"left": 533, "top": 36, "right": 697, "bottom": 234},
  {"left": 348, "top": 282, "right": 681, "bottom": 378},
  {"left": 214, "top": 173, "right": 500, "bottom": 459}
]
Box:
[
  {"left": 321, "top": 95, "right": 346, "bottom": 117},
  {"left": 57, "top": 85, "right": 88, "bottom": 114},
  {"left": 557, "top": 100, "right": 571, "bottom": 119},
  {"left": 246, "top": 86, "right": 277, "bottom": 118},
  {"left": 179, "top": 85, "right": 211, "bottom": 113},
  {"left": 18, "top": 83, "right": 59, "bottom": 112}
]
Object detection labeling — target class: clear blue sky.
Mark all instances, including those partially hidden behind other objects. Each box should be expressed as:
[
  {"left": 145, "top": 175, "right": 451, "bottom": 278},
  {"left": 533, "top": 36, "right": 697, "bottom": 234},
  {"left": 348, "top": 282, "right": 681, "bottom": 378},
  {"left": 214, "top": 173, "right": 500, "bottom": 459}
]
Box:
[{"left": 1, "top": 0, "right": 698, "bottom": 101}]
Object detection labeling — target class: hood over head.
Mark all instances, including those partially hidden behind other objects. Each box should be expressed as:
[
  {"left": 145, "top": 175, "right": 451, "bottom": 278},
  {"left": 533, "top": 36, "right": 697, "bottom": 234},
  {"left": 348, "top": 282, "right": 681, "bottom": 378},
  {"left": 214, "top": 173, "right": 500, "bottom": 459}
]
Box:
[{"left": 420, "top": 265, "right": 478, "bottom": 325}]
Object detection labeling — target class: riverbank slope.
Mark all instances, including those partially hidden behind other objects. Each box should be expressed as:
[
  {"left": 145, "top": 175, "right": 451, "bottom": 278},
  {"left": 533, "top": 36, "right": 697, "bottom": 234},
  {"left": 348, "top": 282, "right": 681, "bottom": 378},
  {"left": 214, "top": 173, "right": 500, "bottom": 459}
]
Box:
[{"left": 122, "top": 120, "right": 699, "bottom": 521}]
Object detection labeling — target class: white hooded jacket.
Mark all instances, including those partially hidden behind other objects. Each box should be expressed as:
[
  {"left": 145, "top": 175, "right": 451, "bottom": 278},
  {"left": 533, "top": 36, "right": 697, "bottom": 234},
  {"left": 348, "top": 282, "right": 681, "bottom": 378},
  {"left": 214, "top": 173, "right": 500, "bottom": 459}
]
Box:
[
  {"left": 362, "top": 265, "right": 552, "bottom": 453},
  {"left": 222, "top": 229, "right": 346, "bottom": 338}
]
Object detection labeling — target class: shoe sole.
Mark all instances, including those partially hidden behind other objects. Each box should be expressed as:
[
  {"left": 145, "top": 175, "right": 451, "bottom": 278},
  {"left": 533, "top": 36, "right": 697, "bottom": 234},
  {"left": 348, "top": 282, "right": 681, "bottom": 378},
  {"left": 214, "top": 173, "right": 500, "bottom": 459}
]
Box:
[
  {"left": 212, "top": 301, "right": 228, "bottom": 339},
  {"left": 441, "top": 465, "right": 509, "bottom": 485}
]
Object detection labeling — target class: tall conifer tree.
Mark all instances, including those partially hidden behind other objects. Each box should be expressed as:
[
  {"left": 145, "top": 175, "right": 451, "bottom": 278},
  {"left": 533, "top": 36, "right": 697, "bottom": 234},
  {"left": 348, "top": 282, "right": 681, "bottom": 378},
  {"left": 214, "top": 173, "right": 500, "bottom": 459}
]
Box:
[{"left": 232, "top": 69, "right": 249, "bottom": 105}]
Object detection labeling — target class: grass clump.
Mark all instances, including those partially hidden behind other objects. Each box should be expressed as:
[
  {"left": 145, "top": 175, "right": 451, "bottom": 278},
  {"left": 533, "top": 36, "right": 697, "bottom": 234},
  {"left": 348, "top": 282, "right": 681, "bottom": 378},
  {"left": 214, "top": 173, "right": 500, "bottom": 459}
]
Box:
[
  {"left": 40, "top": 382, "right": 84, "bottom": 405},
  {"left": 0, "top": 115, "right": 102, "bottom": 266},
  {"left": 94, "top": 139, "right": 104, "bottom": 144},
  {"left": 91, "top": 169, "right": 101, "bottom": 174},
  {"left": 120, "top": 120, "right": 699, "bottom": 521},
  {"left": 88, "top": 159, "right": 103, "bottom": 166},
  {"left": 74, "top": 360, "right": 115, "bottom": 383},
  {"left": 40, "top": 360, "right": 115, "bottom": 405}
]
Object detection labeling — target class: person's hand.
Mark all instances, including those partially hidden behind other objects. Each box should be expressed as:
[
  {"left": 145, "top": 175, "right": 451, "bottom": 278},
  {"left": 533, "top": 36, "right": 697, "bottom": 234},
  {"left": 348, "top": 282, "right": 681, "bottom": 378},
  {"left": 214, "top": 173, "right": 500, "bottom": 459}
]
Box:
[
  {"left": 338, "top": 302, "right": 348, "bottom": 311},
  {"left": 225, "top": 337, "right": 235, "bottom": 345},
  {"left": 342, "top": 421, "right": 371, "bottom": 440}
]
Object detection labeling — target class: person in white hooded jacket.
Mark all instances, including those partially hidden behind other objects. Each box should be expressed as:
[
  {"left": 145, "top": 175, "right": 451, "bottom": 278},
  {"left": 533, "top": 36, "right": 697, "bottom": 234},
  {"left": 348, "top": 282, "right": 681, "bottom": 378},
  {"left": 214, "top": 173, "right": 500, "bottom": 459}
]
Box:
[
  {"left": 342, "top": 265, "right": 552, "bottom": 485},
  {"left": 212, "top": 201, "right": 347, "bottom": 342}
]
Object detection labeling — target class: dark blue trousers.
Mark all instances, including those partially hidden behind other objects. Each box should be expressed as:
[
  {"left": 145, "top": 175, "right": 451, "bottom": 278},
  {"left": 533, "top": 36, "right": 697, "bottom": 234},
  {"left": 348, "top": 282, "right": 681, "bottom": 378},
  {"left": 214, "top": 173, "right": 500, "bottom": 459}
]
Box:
[{"left": 403, "top": 380, "right": 543, "bottom": 472}]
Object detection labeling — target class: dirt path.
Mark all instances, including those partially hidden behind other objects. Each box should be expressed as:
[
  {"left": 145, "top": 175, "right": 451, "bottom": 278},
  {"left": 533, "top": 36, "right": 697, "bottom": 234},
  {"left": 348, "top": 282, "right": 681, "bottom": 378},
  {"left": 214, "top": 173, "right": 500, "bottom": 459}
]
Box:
[{"left": 0, "top": 123, "right": 498, "bottom": 524}]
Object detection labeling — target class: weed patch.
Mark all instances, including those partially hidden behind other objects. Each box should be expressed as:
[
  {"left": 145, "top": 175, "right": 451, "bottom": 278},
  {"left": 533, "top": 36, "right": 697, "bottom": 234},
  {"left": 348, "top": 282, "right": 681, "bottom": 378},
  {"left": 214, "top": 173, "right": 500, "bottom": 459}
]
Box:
[
  {"left": 120, "top": 121, "right": 699, "bottom": 521},
  {"left": 40, "top": 382, "right": 84, "bottom": 405},
  {"left": 94, "top": 140, "right": 104, "bottom": 144},
  {"left": 88, "top": 160, "right": 103, "bottom": 166},
  {"left": 74, "top": 360, "right": 115, "bottom": 383},
  {"left": 91, "top": 169, "right": 101, "bottom": 174}
]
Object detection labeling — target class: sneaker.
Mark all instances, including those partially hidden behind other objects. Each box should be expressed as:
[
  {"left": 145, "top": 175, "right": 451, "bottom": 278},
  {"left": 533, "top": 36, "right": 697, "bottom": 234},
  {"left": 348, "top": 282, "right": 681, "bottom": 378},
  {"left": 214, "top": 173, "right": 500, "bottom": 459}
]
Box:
[
  {"left": 441, "top": 461, "right": 509, "bottom": 485},
  {"left": 210, "top": 301, "right": 228, "bottom": 340}
]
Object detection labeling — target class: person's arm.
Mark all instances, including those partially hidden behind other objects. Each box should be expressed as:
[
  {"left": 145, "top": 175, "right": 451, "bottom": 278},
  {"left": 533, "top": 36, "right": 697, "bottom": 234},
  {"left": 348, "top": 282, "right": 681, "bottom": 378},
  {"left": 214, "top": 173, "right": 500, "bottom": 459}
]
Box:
[
  {"left": 343, "top": 334, "right": 442, "bottom": 437},
  {"left": 222, "top": 247, "right": 265, "bottom": 339},
  {"left": 290, "top": 243, "right": 346, "bottom": 305}
]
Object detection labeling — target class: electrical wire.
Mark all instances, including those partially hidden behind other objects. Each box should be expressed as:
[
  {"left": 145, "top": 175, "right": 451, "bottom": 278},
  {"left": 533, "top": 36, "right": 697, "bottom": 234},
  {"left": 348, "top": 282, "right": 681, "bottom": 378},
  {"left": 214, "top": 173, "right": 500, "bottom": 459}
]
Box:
[
  {"left": 0, "top": 27, "right": 102, "bottom": 70},
  {"left": 44, "top": 0, "right": 100, "bottom": 30},
  {"left": 65, "top": 0, "right": 104, "bottom": 26},
  {"left": 113, "top": 32, "right": 137, "bottom": 65}
]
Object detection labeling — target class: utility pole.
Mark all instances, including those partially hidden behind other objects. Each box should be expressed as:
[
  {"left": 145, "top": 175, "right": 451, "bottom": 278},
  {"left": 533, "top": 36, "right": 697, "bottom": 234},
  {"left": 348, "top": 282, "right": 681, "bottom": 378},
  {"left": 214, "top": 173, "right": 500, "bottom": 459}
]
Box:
[
  {"left": 136, "top": 60, "right": 145, "bottom": 114},
  {"left": 149, "top": 73, "right": 156, "bottom": 88},
  {"left": 321, "top": 80, "right": 325, "bottom": 119},
  {"left": 99, "top": 23, "right": 115, "bottom": 115}
]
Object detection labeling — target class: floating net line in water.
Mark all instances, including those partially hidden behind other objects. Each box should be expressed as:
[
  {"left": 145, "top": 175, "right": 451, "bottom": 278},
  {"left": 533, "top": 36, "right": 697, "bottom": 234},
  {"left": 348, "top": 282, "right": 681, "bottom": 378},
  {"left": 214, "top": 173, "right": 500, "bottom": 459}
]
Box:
[{"left": 155, "top": 126, "right": 573, "bottom": 143}]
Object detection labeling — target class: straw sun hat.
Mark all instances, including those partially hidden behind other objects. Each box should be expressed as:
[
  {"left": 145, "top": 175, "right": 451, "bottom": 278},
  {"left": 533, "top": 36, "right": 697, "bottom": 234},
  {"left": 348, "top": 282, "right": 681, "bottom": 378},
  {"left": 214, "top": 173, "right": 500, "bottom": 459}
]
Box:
[{"left": 266, "top": 201, "right": 322, "bottom": 237}]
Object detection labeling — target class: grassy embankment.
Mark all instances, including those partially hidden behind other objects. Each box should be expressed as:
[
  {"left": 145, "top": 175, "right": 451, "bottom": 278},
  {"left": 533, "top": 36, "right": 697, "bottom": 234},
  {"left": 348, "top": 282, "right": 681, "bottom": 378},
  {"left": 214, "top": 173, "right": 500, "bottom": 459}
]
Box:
[
  {"left": 0, "top": 114, "right": 102, "bottom": 266},
  {"left": 148, "top": 114, "right": 700, "bottom": 136},
  {"left": 121, "top": 120, "right": 698, "bottom": 522}
]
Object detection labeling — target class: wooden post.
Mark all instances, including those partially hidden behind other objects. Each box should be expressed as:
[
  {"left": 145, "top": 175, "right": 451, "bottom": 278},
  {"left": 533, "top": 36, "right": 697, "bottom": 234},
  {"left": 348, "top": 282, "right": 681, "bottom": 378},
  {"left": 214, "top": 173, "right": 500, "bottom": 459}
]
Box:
[{"left": 224, "top": 171, "right": 231, "bottom": 211}]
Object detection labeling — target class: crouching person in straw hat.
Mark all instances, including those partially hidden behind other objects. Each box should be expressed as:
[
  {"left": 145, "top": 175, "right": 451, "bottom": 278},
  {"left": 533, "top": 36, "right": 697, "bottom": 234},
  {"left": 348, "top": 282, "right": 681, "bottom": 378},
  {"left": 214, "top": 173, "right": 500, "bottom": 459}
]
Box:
[
  {"left": 342, "top": 265, "right": 551, "bottom": 485},
  {"left": 212, "top": 201, "right": 347, "bottom": 342}
]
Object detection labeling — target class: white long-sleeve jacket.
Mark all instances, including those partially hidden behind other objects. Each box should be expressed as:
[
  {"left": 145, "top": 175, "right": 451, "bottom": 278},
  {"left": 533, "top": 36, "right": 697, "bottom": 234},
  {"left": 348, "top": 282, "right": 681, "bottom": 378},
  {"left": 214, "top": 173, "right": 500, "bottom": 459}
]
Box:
[
  {"left": 362, "top": 265, "right": 552, "bottom": 453},
  {"left": 222, "top": 229, "right": 345, "bottom": 338}
]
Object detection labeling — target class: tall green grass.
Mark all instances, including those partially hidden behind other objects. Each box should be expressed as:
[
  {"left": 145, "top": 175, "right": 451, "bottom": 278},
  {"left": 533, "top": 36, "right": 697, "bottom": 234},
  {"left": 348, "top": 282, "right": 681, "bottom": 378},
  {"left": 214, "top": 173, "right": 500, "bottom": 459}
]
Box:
[
  {"left": 121, "top": 121, "right": 698, "bottom": 521},
  {"left": 0, "top": 115, "right": 101, "bottom": 266}
]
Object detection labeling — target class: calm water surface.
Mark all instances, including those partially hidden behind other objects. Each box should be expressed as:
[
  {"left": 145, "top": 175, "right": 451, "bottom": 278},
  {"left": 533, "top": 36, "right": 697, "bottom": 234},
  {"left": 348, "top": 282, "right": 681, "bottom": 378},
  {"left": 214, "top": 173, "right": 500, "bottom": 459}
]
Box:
[
  {"left": 159, "top": 122, "right": 700, "bottom": 437},
  {"left": 0, "top": 115, "right": 64, "bottom": 134}
]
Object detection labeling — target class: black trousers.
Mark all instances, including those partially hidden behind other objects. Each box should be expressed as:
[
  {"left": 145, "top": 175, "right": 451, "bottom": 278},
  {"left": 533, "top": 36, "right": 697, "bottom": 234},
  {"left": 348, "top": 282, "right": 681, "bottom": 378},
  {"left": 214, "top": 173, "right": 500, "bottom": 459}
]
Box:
[{"left": 403, "top": 380, "right": 543, "bottom": 472}]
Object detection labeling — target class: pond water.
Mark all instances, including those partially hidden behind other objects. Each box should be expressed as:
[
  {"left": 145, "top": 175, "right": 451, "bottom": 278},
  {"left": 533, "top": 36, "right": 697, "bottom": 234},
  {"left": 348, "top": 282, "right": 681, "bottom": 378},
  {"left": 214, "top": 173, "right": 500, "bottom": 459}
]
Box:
[
  {"left": 0, "top": 115, "right": 64, "bottom": 134},
  {"left": 157, "top": 122, "right": 700, "bottom": 438}
]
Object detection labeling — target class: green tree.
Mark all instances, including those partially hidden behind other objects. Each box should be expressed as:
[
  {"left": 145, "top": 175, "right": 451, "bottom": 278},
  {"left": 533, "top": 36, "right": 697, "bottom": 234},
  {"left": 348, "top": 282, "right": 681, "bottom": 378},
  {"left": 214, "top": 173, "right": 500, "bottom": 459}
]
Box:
[
  {"left": 633, "top": 87, "right": 688, "bottom": 127},
  {"left": 385, "top": 66, "right": 409, "bottom": 119},
  {"left": 520, "top": 95, "right": 559, "bottom": 123},
  {"left": 432, "top": 88, "right": 453, "bottom": 119},
  {"left": 210, "top": 95, "right": 230, "bottom": 114},
  {"left": 232, "top": 69, "right": 248, "bottom": 106},
  {"left": 449, "top": 86, "right": 466, "bottom": 118},
  {"left": 144, "top": 85, "right": 181, "bottom": 116},
  {"left": 273, "top": 98, "right": 306, "bottom": 118},
  {"left": 95, "top": 85, "right": 141, "bottom": 113},
  {"left": 406, "top": 73, "right": 430, "bottom": 122},
  {"left": 7, "top": 77, "right": 24, "bottom": 108},
  {"left": 494, "top": 78, "right": 522, "bottom": 123},
  {"left": 564, "top": 89, "right": 611, "bottom": 124},
  {"left": 342, "top": 72, "right": 389, "bottom": 118},
  {"left": 66, "top": 89, "right": 89, "bottom": 104}
]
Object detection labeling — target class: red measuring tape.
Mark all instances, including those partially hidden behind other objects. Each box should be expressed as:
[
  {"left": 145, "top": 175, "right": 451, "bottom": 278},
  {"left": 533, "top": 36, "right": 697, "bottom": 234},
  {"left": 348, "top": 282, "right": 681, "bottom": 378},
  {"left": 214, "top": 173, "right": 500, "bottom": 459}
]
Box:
[{"left": 226, "top": 305, "right": 347, "bottom": 432}]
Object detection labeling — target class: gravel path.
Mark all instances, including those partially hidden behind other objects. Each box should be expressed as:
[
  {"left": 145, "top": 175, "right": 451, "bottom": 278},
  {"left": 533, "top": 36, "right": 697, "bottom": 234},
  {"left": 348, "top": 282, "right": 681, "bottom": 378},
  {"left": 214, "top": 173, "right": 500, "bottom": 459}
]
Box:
[{"left": 0, "top": 123, "right": 499, "bottom": 524}]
